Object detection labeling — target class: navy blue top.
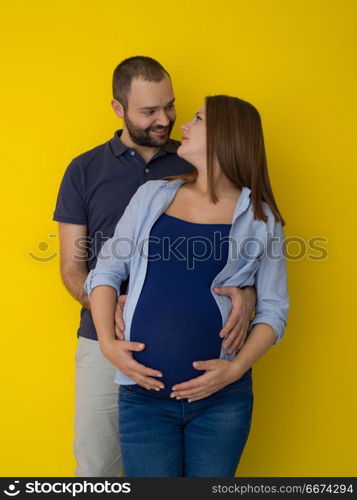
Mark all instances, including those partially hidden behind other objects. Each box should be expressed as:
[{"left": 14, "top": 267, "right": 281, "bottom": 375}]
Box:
[
  {"left": 52, "top": 130, "right": 194, "bottom": 340},
  {"left": 131, "top": 212, "right": 232, "bottom": 395}
]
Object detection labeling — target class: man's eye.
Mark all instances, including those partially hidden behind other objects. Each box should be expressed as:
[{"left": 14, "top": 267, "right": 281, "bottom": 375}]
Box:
[
  {"left": 195, "top": 115, "right": 202, "bottom": 121},
  {"left": 145, "top": 110, "right": 155, "bottom": 115}
]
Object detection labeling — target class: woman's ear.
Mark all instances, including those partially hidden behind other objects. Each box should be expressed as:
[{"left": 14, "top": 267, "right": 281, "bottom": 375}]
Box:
[{"left": 111, "top": 99, "right": 124, "bottom": 119}]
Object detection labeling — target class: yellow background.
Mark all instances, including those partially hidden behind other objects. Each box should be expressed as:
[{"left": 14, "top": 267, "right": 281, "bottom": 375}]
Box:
[{"left": 1, "top": 0, "right": 356, "bottom": 476}]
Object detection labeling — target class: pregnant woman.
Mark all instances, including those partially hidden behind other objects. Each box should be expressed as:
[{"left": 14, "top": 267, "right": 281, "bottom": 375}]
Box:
[{"left": 85, "top": 95, "right": 289, "bottom": 477}]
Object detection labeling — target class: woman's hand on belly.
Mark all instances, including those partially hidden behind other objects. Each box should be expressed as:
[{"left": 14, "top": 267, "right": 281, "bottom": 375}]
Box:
[
  {"left": 100, "top": 338, "right": 165, "bottom": 391},
  {"left": 170, "top": 359, "right": 240, "bottom": 402}
]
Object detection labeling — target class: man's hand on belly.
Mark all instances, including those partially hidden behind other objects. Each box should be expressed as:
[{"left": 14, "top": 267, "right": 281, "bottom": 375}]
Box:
[
  {"left": 215, "top": 286, "right": 256, "bottom": 354},
  {"left": 114, "top": 294, "right": 127, "bottom": 340},
  {"left": 100, "top": 338, "right": 165, "bottom": 391}
]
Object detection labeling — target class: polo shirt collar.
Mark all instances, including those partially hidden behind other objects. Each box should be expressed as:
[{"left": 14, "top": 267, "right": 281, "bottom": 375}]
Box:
[
  {"left": 110, "top": 129, "right": 179, "bottom": 157},
  {"left": 110, "top": 130, "right": 130, "bottom": 157}
]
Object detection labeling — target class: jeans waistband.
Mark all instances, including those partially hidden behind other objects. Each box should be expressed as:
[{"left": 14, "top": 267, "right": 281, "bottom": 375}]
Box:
[{"left": 123, "top": 384, "right": 174, "bottom": 400}]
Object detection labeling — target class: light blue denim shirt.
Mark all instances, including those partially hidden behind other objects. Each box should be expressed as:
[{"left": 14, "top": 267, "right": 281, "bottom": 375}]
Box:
[{"left": 84, "top": 179, "right": 289, "bottom": 385}]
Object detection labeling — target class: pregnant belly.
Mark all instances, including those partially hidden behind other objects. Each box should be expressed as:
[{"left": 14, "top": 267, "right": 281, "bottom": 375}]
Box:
[{"left": 130, "top": 289, "right": 223, "bottom": 395}]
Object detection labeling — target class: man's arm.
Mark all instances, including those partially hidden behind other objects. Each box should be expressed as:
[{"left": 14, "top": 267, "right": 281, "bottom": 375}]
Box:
[
  {"left": 58, "top": 221, "right": 129, "bottom": 339},
  {"left": 58, "top": 222, "right": 90, "bottom": 310}
]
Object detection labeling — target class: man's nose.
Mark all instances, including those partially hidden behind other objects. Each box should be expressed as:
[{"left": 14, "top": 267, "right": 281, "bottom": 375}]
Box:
[{"left": 156, "top": 110, "right": 170, "bottom": 127}]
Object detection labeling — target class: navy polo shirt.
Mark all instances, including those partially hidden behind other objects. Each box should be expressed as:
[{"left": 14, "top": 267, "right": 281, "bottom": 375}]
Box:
[{"left": 53, "top": 129, "right": 194, "bottom": 340}]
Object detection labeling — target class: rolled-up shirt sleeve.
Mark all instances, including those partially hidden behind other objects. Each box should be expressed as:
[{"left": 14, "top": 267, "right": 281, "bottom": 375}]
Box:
[
  {"left": 248, "top": 218, "right": 290, "bottom": 345},
  {"left": 53, "top": 159, "right": 88, "bottom": 225},
  {"left": 84, "top": 184, "right": 145, "bottom": 300}
]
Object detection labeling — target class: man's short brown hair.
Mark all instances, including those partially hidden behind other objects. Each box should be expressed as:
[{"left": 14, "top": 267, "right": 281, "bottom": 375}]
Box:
[{"left": 112, "top": 56, "right": 171, "bottom": 110}]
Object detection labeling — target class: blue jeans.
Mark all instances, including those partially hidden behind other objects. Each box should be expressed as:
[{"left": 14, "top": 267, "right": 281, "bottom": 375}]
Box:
[{"left": 118, "top": 368, "right": 253, "bottom": 477}]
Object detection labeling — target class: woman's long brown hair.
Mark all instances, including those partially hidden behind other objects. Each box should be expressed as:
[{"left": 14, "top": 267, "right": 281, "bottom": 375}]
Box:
[{"left": 162, "top": 95, "right": 285, "bottom": 226}]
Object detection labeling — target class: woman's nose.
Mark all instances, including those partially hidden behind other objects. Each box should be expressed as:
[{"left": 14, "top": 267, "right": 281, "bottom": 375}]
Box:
[{"left": 181, "top": 123, "right": 188, "bottom": 132}]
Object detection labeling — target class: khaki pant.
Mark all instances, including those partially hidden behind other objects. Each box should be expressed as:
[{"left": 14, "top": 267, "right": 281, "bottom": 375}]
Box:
[{"left": 74, "top": 336, "right": 122, "bottom": 477}]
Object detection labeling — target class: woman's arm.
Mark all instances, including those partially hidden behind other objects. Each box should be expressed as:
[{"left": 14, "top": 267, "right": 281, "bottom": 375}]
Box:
[
  {"left": 228, "top": 322, "right": 276, "bottom": 375},
  {"left": 90, "top": 284, "right": 165, "bottom": 391},
  {"left": 246, "top": 216, "right": 289, "bottom": 345},
  {"left": 90, "top": 285, "right": 117, "bottom": 348}
]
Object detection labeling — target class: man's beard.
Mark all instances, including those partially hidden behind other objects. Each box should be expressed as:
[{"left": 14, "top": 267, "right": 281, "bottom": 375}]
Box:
[{"left": 124, "top": 112, "right": 174, "bottom": 147}]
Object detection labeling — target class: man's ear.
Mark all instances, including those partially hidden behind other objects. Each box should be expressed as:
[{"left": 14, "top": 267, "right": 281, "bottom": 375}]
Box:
[{"left": 111, "top": 99, "right": 125, "bottom": 119}]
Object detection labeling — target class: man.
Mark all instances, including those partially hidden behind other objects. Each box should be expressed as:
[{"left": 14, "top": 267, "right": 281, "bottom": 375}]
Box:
[{"left": 53, "top": 56, "right": 256, "bottom": 477}]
